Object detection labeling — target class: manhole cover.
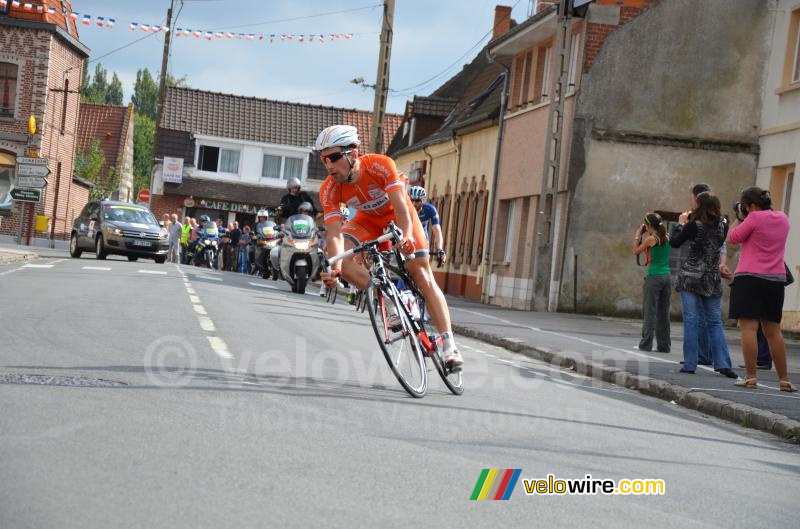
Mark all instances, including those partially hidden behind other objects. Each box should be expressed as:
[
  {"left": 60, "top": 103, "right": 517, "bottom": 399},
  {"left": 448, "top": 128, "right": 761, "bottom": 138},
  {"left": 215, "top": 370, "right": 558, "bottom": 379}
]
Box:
[{"left": 0, "top": 374, "right": 127, "bottom": 387}]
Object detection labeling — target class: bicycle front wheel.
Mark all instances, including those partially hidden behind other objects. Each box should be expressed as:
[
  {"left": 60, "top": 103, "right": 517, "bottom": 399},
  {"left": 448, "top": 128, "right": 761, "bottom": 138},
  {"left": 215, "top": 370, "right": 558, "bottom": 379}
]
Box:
[{"left": 366, "top": 282, "right": 427, "bottom": 398}]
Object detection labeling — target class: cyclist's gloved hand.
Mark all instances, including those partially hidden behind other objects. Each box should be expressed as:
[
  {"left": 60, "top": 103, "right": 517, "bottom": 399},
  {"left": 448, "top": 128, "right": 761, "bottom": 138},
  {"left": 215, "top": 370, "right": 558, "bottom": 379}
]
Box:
[
  {"left": 321, "top": 269, "right": 341, "bottom": 288},
  {"left": 398, "top": 237, "right": 415, "bottom": 256}
]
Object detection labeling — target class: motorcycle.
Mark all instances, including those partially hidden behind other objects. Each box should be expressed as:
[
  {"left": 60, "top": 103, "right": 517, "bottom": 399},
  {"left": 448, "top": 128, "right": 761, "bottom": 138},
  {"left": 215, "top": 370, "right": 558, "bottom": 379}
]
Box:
[
  {"left": 270, "top": 213, "right": 321, "bottom": 294},
  {"left": 253, "top": 222, "right": 281, "bottom": 279},
  {"left": 198, "top": 237, "right": 219, "bottom": 269}
]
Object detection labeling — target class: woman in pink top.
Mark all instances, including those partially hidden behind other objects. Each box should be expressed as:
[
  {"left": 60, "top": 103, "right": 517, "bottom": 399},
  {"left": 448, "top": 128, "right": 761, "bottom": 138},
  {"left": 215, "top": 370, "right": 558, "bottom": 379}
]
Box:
[{"left": 727, "top": 187, "right": 795, "bottom": 392}]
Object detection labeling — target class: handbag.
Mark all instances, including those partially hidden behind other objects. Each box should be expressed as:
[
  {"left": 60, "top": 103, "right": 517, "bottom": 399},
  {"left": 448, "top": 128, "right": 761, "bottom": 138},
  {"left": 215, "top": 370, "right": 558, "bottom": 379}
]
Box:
[{"left": 785, "top": 262, "right": 795, "bottom": 286}]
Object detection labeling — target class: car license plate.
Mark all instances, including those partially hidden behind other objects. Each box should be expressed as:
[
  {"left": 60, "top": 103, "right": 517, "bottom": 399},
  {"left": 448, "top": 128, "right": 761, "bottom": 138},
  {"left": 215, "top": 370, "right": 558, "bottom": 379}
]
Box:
[{"left": 132, "top": 240, "right": 151, "bottom": 247}]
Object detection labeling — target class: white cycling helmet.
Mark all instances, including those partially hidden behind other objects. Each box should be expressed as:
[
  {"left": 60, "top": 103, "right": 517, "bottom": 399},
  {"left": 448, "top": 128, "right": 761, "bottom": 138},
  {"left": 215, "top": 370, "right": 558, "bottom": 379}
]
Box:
[
  {"left": 408, "top": 186, "right": 427, "bottom": 201},
  {"left": 315, "top": 125, "right": 360, "bottom": 151}
]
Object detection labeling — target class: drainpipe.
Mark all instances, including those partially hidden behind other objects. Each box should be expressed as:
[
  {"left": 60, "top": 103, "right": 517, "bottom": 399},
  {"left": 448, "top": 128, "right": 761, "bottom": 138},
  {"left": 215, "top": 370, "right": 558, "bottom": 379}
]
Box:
[{"left": 481, "top": 49, "right": 510, "bottom": 304}]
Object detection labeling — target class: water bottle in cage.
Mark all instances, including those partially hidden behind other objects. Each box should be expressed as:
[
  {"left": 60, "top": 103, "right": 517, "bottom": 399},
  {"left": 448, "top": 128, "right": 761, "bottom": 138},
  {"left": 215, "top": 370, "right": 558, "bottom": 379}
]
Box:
[{"left": 399, "top": 290, "right": 421, "bottom": 321}]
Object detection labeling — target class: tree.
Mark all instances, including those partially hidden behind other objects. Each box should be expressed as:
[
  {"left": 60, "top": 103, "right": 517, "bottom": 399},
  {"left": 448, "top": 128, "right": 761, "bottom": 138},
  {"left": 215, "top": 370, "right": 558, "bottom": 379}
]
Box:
[
  {"left": 106, "top": 73, "right": 124, "bottom": 105},
  {"left": 132, "top": 68, "right": 158, "bottom": 119},
  {"left": 133, "top": 112, "right": 156, "bottom": 196},
  {"left": 75, "top": 140, "right": 120, "bottom": 201}
]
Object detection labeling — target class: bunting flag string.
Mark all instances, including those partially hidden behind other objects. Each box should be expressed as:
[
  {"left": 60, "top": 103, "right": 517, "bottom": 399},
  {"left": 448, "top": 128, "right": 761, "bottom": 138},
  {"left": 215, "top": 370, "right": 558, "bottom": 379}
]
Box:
[{"left": 3, "top": 1, "right": 356, "bottom": 44}]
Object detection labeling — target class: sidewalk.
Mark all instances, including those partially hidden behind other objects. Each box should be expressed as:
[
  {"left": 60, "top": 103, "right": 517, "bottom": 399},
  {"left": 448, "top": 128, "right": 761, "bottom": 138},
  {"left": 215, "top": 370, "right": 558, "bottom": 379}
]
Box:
[
  {"left": 0, "top": 243, "right": 39, "bottom": 266},
  {"left": 447, "top": 296, "right": 800, "bottom": 444}
]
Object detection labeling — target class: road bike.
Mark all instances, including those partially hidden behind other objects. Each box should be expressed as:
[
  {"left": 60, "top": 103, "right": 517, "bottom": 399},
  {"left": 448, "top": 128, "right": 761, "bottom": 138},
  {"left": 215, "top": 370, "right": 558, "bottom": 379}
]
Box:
[{"left": 324, "top": 223, "right": 463, "bottom": 398}]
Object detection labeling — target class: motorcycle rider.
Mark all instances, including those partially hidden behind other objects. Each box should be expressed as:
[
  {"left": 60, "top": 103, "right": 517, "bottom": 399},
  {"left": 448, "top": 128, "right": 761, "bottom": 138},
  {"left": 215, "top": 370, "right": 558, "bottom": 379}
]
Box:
[
  {"left": 253, "top": 209, "right": 278, "bottom": 277},
  {"left": 277, "top": 177, "right": 317, "bottom": 220},
  {"left": 408, "top": 186, "right": 446, "bottom": 265},
  {"left": 193, "top": 215, "right": 220, "bottom": 267}
]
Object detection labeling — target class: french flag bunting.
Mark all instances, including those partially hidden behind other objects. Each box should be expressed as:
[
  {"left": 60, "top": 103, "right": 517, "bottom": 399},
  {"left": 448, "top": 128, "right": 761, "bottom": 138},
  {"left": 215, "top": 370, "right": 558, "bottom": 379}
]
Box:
[
  {"left": 319, "top": 35, "right": 324, "bottom": 43},
  {"left": 96, "top": 16, "right": 105, "bottom": 27},
  {"left": 225, "top": 32, "right": 233, "bottom": 39},
  {"left": 69, "top": 12, "right": 78, "bottom": 20},
  {"left": 246, "top": 34, "right": 254, "bottom": 41},
  {"left": 0, "top": 1, "right": 9, "bottom": 8},
  {"left": 182, "top": 28, "right": 190, "bottom": 36},
  {"left": 81, "top": 15, "right": 91, "bottom": 25},
  {"left": 11, "top": 1, "right": 20, "bottom": 8},
  {"left": 106, "top": 19, "right": 114, "bottom": 28},
  {"left": 204, "top": 32, "right": 212, "bottom": 40},
  {"left": 193, "top": 30, "right": 201, "bottom": 38},
  {"left": 23, "top": 2, "right": 32, "bottom": 11},
  {"left": 151, "top": 25, "right": 160, "bottom": 32},
  {"left": 48, "top": 6, "right": 56, "bottom": 13},
  {"left": 298, "top": 35, "right": 304, "bottom": 42},
  {"left": 140, "top": 24, "right": 149, "bottom": 32},
  {"left": 36, "top": 4, "right": 44, "bottom": 13},
  {"left": 161, "top": 25, "right": 169, "bottom": 32},
  {"left": 129, "top": 22, "right": 138, "bottom": 30},
  {"left": 214, "top": 32, "right": 223, "bottom": 39},
  {"left": 344, "top": 34, "right": 352, "bottom": 39}
]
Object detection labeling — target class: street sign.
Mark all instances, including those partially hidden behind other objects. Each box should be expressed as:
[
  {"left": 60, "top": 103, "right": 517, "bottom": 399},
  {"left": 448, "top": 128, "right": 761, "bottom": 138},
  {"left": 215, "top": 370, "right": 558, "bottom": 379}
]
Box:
[
  {"left": 10, "top": 188, "right": 41, "bottom": 203},
  {"left": 15, "top": 175, "right": 48, "bottom": 189},
  {"left": 16, "top": 164, "right": 51, "bottom": 178},
  {"left": 16, "top": 156, "right": 48, "bottom": 166},
  {"left": 138, "top": 189, "right": 151, "bottom": 203}
]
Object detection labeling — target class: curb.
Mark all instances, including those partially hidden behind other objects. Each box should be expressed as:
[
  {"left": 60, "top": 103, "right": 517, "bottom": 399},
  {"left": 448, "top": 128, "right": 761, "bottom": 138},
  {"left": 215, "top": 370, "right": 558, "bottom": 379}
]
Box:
[
  {"left": 0, "top": 250, "right": 39, "bottom": 266},
  {"left": 452, "top": 324, "right": 800, "bottom": 445}
]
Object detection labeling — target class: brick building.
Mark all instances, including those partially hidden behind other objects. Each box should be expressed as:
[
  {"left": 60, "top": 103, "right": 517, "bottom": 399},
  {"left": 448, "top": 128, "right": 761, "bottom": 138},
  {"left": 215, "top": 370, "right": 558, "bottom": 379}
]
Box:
[
  {"left": 0, "top": 0, "right": 89, "bottom": 247},
  {"left": 76, "top": 102, "right": 135, "bottom": 202}
]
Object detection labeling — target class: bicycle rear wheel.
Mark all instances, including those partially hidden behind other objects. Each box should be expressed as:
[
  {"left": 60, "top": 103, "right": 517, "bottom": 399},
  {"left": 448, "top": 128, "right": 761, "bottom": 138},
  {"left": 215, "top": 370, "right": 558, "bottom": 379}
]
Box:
[
  {"left": 366, "top": 282, "right": 427, "bottom": 398},
  {"left": 416, "top": 297, "right": 464, "bottom": 395}
]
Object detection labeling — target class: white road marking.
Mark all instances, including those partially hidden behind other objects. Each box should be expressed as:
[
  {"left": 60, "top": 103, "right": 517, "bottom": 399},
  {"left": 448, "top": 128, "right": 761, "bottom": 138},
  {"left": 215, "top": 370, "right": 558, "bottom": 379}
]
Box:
[
  {"left": 249, "top": 282, "right": 280, "bottom": 290},
  {"left": 197, "top": 275, "right": 223, "bottom": 281},
  {"left": 0, "top": 267, "right": 23, "bottom": 276},
  {"left": 197, "top": 316, "right": 217, "bottom": 332},
  {"left": 82, "top": 266, "right": 111, "bottom": 271},
  {"left": 139, "top": 270, "right": 167, "bottom": 275},
  {"left": 22, "top": 264, "right": 53, "bottom": 268},
  {"left": 207, "top": 336, "right": 233, "bottom": 359},
  {"left": 188, "top": 295, "right": 200, "bottom": 304},
  {"left": 185, "top": 288, "right": 196, "bottom": 295},
  {"left": 193, "top": 304, "right": 207, "bottom": 315}
]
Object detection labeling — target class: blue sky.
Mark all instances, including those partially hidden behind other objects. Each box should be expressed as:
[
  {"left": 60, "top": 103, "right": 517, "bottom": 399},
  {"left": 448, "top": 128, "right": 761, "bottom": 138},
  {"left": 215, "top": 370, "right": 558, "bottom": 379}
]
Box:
[{"left": 72, "top": 0, "right": 530, "bottom": 114}]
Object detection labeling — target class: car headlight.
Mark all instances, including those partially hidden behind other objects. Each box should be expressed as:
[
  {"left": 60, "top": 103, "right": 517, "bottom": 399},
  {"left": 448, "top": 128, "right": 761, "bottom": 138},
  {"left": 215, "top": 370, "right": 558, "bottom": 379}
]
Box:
[
  {"left": 111, "top": 227, "right": 123, "bottom": 236},
  {"left": 159, "top": 230, "right": 169, "bottom": 240}
]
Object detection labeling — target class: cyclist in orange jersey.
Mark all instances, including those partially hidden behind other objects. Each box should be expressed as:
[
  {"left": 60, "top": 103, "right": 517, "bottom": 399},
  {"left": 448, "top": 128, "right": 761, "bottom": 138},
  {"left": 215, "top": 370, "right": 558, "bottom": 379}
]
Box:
[{"left": 317, "top": 125, "right": 463, "bottom": 372}]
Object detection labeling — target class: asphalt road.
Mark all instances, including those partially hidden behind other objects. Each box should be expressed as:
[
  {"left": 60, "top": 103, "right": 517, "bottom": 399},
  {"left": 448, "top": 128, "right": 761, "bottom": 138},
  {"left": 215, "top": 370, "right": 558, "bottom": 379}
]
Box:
[{"left": 1, "top": 256, "right": 798, "bottom": 528}]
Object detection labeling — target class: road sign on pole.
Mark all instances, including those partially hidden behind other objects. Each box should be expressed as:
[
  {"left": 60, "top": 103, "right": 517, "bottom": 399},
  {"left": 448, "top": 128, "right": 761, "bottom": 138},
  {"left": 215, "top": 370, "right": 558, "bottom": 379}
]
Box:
[
  {"left": 16, "top": 164, "right": 51, "bottom": 178},
  {"left": 138, "top": 189, "right": 151, "bottom": 203},
  {"left": 10, "top": 188, "right": 42, "bottom": 203},
  {"left": 15, "top": 175, "right": 48, "bottom": 188},
  {"left": 16, "top": 156, "right": 48, "bottom": 166}
]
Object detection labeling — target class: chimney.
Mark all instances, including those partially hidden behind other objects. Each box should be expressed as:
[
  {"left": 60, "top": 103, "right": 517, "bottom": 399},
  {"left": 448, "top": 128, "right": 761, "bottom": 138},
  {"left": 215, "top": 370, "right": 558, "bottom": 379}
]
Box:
[
  {"left": 537, "top": 0, "right": 559, "bottom": 14},
  {"left": 493, "top": 5, "right": 513, "bottom": 39}
]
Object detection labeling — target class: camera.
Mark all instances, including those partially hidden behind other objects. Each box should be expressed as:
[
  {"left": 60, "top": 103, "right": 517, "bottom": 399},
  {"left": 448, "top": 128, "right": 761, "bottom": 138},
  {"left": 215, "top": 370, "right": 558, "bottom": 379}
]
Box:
[{"left": 733, "top": 201, "right": 748, "bottom": 221}]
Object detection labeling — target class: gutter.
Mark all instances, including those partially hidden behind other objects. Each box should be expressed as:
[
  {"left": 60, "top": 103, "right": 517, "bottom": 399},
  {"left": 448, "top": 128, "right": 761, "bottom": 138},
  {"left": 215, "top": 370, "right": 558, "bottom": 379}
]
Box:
[{"left": 480, "top": 49, "right": 511, "bottom": 304}]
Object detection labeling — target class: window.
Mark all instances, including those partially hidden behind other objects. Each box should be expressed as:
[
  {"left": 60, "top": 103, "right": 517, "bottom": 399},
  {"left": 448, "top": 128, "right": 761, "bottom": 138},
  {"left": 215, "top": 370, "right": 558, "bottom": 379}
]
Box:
[
  {"left": 784, "top": 8, "right": 800, "bottom": 87},
  {"left": 261, "top": 153, "right": 304, "bottom": 181},
  {"left": 503, "top": 199, "right": 516, "bottom": 263},
  {"left": 518, "top": 51, "right": 533, "bottom": 107},
  {"left": 0, "top": 151, "right": 15, "bottom": 208},
  {"left": 262, "top": 154, "right": 282, "bottom": 179},
  {"left": 540, "top": 47, "right": 551, "bottom": 102},
  {"left": 770, "top": 164, "right": 795, "bottom": 215},
  {"left": 198, "top": 145, "right": 239, "bottom": 174},
  {"left": 793, "top": 21, "right": 800, "bottom": 84},
  {"left": 534, "top": 46, "right": 552, "bottom": 104},
  {"left": 0, "top": 62, "right": 18, "bottom": 118},
  {"left": 219, "top": 148, "right": 239, "bottom": 173},
  {"left": 284, "top": 157, "right": 303, "bottom": 180},
  {"left": 567, "top": 32, "right": 580, "bottom": 91}
]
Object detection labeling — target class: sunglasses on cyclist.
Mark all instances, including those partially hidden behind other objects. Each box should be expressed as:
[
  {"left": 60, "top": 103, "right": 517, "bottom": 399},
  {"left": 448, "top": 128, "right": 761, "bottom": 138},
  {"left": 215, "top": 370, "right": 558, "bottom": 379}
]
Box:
[{"left": 320, "top": 150, "right": 351, "bottom": 164}]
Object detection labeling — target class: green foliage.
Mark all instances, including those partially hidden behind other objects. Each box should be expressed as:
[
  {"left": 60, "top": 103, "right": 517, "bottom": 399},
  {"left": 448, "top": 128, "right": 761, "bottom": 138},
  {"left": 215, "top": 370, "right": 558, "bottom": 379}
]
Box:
[
  {"left": 107, "top": 73, "right": 124, "bottom": 105},
  {"left": 132, "top": 68, "right": 158, "bottom": 119},
  {"left": 133, "top": 112, "right": 156, "bottom": 196},
  {"left": 75, "top": 140, "right": 119, "bottom": 201}
]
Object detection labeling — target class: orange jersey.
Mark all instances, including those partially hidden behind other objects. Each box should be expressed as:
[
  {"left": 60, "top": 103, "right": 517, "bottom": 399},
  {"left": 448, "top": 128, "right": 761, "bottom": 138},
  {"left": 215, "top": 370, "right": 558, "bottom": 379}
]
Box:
[{"left": 320, "top": 154, "right": 407, "bottom": 224}]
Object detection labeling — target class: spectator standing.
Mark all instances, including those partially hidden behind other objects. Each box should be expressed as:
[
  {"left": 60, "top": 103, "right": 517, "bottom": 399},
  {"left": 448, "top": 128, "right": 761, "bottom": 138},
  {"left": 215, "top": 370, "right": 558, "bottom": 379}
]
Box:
[
  {"left": 180, "top": 217, "right": 192, "bottom": 264},
  {"left": 670, "top": 192, "right": 737, "bottom": 378},
  {"left": 228, "top": 221, "right": 241, "bottom": 271},
  {"left": 238, "top": 226, "right": 251, "bottom": 274},
  {"left": 632, "top": 212, "right": 671, "bottom": 353},
  {"left": 727, "top": 187, "right": 795, "bottom": 392},
  {"left": 168, "top": 213, "right": 182, "bottom": 263}
]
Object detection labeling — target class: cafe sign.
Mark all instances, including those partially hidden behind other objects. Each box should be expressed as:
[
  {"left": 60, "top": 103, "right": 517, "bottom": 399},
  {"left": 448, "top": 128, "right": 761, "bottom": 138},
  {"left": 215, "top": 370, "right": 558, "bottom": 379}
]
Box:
[{"left": 196, "top": 199, "right": 260, "bottom": 214}]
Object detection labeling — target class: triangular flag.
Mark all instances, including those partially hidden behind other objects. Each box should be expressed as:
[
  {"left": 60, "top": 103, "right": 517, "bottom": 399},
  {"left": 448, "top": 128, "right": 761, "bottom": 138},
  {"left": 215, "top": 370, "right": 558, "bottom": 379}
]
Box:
[
  {"left": 81, "top": 15, "right": 91, "bottom": 25},
  {"left": 96, "top": 16, "right": 104, "bottom": 27}
]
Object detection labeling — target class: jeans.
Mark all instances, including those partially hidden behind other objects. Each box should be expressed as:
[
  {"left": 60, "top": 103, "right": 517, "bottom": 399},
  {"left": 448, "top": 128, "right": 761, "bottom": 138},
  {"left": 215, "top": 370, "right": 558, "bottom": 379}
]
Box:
[
  {"left": 679, "top": 291, "right": 732, "bottom": 371},
  {"left": 639, "top": 274, "right": 671, "bottom": 352},
  {"left": 238, "top": 246, "right": 249, "bottom": 274},
  {"left": 697, "top": 308, "right": 712, "bottom": 365}
]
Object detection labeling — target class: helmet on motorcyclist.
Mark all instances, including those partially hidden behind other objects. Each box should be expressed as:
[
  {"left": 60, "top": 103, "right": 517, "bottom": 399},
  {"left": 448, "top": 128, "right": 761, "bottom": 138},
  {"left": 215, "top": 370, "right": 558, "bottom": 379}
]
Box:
[
  {"left": 297, "top": 201, "right": 313, "bottom": 215},
  {"left": 256, "top": 208, "right": 269, "bottom": 219},
  {"left": 408, "top": 186, "right": 427, "bottom": 201},
  {"left": 315, "top": 125, "right": 360, "bottom": 151},
  {"left": 286, "top": 177, "right": 302, "bottom": 191},
  {"left": 199, "top": 215, "right": 211, "bottom": 224}
]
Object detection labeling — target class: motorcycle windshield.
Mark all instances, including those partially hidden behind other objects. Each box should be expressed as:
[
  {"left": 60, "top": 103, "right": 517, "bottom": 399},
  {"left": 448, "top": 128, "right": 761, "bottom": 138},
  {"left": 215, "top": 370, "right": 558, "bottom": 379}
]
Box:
[{"left": 287, "top": 215, "right": 315, "bottom": 239}]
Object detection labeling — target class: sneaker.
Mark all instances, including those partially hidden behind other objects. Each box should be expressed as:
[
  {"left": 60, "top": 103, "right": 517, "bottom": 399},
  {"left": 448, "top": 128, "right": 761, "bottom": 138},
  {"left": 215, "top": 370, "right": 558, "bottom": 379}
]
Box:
[
  {"left": 443, "top": 348, "right": 463, "bottom": 373},
  {"left": 715, "top": 368, "right": 738, "bottom": 379},
  {"left": 679, "top": 367, "right": 695, "bottom": 374}
]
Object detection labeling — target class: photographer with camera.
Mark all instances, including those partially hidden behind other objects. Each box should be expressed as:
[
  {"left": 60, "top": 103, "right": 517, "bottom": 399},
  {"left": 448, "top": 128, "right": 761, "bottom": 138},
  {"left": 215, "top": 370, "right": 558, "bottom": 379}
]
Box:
[
  {"left": 727, "top": 187, "right": 795, "bottom": 392},
  {"left": 670, "top": 192, "right": 736, "bottom": 378},
  {"left": 632, "top": 213, "right": 671, "bottom": 353}
]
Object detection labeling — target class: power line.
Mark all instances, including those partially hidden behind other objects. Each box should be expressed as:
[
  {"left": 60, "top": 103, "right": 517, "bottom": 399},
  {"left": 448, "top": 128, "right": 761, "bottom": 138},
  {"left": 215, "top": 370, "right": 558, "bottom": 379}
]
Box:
[
  {"left": 209, "top": 3, "right": 382, "bottom": 32},
  {"left": 87, "top": 24, "right": 164, "bottom": 64},
  {"left": 390, "top": 0, "right": 522, "bottom": 96}
]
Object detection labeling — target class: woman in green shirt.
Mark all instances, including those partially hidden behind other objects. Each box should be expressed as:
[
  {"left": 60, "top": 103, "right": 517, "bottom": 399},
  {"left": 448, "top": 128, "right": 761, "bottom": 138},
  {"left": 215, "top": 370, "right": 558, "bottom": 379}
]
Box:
[{"left": 632, "top": 213, "right": 671, "bottom": 352}]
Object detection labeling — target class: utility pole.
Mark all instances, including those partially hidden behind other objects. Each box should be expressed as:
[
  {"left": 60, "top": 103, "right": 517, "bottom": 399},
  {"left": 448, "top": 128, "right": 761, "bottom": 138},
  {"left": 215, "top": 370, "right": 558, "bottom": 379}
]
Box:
[
  {"left": 150, "top": 0, "right": 175, "bottom": 211},
  {"left": 370, "top": 0, "right": 395, "bottom": 154},
  {"left": 531, "top": 0, "right": 573, "bottom": 311}
]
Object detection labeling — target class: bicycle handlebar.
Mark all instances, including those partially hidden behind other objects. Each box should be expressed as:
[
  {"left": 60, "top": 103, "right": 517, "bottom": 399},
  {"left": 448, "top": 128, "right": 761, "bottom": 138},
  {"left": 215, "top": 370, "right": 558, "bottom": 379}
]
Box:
[{"left": 323, "top": 222, "right": 402, "bottom": 270}]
